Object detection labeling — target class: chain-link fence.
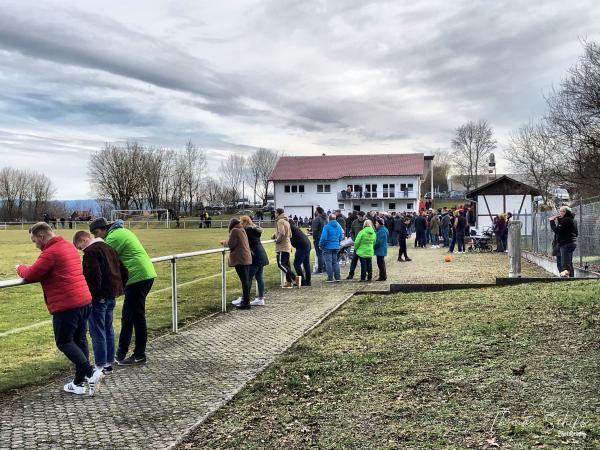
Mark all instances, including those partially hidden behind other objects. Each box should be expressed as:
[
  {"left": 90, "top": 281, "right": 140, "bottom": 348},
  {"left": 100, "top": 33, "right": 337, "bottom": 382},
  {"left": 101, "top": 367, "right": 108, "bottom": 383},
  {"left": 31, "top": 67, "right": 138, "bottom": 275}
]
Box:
[{"left": 525, "top": 197, "right": 600, "bottom": 272}]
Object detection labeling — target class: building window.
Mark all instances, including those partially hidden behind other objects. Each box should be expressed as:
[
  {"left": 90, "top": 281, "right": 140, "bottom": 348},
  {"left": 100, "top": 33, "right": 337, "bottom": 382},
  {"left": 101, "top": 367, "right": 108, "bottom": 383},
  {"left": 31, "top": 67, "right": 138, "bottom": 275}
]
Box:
[
  {"left": 317, "top": 184, "right": 331, "bottom": 193},
  {"left": 389, "top": 202, "right": 396, "bottom": 210},
  {"left": 365, "top": 184, "right": 377, "bottom": 198},
  {"left": 371, "top": 203, "right": 378, "bottom": 208},
  {"left": 285, "top": 184, "right": 305, "bottom": 194},
  {"left": 407, "top": 202, "right": 414, "bottom": 210},
  {"left": 383, "top": 183, "right": 395, "bottom": 198},
  {"left": 338, "top": 203, "right": 344, "bottom": 209}
]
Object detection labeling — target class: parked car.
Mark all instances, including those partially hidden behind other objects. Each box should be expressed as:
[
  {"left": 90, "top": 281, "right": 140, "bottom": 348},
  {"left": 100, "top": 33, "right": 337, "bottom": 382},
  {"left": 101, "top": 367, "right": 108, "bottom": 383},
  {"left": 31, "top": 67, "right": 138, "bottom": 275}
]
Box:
[{"left": 236, "top": 209, "right": 255, "bottom": 217}]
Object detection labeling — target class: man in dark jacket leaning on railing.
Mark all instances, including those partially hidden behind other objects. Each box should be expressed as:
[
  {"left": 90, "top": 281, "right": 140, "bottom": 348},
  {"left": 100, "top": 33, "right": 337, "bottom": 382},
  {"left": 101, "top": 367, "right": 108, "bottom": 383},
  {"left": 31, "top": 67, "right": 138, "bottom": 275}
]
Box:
[{"left": 74, "top": 230, "right": 128, "bottom": 376}]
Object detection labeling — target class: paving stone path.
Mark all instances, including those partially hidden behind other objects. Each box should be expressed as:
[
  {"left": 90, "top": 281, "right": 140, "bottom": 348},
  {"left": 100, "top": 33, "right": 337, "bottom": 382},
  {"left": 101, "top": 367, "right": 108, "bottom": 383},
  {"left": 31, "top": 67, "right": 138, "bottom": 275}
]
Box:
[{"left": 0, "top": 248, "right": 549, "bottom": 449}]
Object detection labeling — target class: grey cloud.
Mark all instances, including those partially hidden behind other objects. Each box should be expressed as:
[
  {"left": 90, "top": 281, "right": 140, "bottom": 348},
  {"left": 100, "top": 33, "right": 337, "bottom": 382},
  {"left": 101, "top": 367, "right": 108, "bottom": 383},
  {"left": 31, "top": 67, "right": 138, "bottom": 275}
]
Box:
[{"left": 0, "top": 4, "right": 252, "bottom": 113}]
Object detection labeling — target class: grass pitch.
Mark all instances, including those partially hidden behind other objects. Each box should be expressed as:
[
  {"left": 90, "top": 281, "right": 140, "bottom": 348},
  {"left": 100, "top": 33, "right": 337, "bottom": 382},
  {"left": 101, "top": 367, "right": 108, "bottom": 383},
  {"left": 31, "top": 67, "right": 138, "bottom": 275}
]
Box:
[
  {"left": 0, "top": 228, "right": 285, "bottom": 394},
  {"left": 181, "top": 280, "right": 600, "bottom": 449}
]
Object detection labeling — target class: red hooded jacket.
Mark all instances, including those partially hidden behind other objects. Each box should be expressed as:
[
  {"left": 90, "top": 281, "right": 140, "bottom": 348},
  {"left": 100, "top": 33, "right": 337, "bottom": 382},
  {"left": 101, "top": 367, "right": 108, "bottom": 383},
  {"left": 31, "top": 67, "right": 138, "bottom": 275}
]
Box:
[{"left": 16, "top": 236, "right": 91, "bottom": 314}]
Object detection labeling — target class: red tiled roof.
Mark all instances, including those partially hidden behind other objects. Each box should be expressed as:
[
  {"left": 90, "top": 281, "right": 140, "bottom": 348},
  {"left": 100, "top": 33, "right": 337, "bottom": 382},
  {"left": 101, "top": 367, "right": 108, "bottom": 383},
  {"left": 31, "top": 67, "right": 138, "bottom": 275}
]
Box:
[{"left": 269, "top": 153, "right": 425, "bottom": 181}]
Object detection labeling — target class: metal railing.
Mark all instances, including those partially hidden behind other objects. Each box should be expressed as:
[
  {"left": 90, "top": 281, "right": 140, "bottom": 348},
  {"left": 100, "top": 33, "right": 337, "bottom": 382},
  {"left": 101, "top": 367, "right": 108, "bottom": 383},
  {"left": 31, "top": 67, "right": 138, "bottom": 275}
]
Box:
[{"left": 0, "top": 239, "right": 276, "bottom": 334}]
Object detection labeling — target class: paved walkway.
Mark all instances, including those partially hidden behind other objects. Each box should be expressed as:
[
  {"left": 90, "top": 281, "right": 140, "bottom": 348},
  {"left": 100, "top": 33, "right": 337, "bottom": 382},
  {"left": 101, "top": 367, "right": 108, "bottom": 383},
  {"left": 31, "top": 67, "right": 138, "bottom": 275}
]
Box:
[{"left": 0, "top": 249, "right": 549, "bottom": 449}]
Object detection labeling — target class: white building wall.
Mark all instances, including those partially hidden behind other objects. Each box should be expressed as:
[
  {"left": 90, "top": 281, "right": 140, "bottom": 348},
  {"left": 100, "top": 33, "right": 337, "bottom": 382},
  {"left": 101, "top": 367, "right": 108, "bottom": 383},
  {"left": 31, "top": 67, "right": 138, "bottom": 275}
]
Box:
[
  {"left": 274, "top": 175, "right": 422, "bottom": 217},
  {"left": 475, "top": 194, "right": 534, "bottom": 234}
]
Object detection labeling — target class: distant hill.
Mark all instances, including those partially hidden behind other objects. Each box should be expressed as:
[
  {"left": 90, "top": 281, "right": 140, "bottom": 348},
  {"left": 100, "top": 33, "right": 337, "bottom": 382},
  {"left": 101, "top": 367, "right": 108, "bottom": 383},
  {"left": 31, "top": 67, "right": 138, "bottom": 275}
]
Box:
[{"left": 60, "top": 199, "right": 100, "bottom": 215}]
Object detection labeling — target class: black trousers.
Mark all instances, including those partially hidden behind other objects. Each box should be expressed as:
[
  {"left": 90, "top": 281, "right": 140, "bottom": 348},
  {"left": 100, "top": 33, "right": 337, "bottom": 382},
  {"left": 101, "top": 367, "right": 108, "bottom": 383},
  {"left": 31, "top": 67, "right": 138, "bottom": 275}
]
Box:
[
  {"left": 376, "top": 256, "right": 387, "bottom": 280},
  {"left": 117, "top": 278, "right": 154, "bottom": 360},
  {"left": 276, "top": 251, "right": 295, "bottom": 283},
  {"left": 235, "top": 265, "right": 251, "bottom": 304},
  {"left": 348, "top": 252, "right": 360, "bottom": 278},
  {"left": 53, "top": 304, "right": 93, "bottom": 384},
  {"left": 398, "top": 237, "right": 409, "bottom": 260},
  {"left": 359, "top": 257, "right": 373, "bottom": 280},
  {"left": 293, "top": 245, "right": 312, "bottom": 285}
]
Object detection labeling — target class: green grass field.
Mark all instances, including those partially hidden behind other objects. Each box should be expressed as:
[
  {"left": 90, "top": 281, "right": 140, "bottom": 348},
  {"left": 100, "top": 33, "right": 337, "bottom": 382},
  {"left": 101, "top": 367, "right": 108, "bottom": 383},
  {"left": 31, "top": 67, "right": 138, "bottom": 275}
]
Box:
[
  {"left": 181, "top": 281, "right": 600, "bottom": 449},
  {"left": 0, "top": 228, "right": 290, "bottom": 394}
]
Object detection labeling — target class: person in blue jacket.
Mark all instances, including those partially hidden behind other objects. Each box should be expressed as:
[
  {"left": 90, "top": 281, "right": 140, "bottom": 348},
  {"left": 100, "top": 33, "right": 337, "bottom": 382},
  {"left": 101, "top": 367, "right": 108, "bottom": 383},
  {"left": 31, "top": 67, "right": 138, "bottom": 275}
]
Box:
[
  {"left": 374, "top": 219, "right": 389, "bottom": 281},
  {"left": 318, "top": 214, "right": 344, "bottom": 282}
]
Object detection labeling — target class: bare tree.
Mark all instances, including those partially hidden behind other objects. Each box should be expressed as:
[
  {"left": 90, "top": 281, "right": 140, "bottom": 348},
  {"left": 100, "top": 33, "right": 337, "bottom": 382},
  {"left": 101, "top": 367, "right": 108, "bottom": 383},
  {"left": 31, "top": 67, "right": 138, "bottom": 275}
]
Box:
[
  {"left": 138, "top": 147, "right": 175, "bottom": 210},
  {"left": 546, "top": 39, "right": 600, "bottom": 197},
  {"left": 89, "top": 142, "right": 146, "bottom": 210},
  {"left": 247, "top": 148, "right": 279, "bottom": 205},
  {"left": 219, "top": 153, "right": 246, "bottom": 205},
  {"left": 451, "top": 120, "right": 497, "bottom": 190},
  {"left": 505, "top": 121, "right": 558, "bottom": 203},
  {"left": 422, "top": 149, "right": 451, "bottom": 193},
  {"left": 179, "top": 140, "right": 207, "bottom": 214},
  {"left": 30, "top": 171, "right": 55, "bottom": 219},
  {"left": 202, "top": 177, "right": 226, "bottom": 205},
  {"left": 0, "top": 167, "right": 55, "bottom": 221}
]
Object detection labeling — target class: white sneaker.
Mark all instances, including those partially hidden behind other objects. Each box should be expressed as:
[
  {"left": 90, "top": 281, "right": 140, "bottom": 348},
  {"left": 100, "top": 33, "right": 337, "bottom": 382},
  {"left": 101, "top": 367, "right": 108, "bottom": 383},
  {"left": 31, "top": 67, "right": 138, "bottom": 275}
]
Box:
[
  {"left": 250, "top": 297, "right": 265, "bottom": 306},
  {"left": 232, "top": 297, "right": 242, "bottom": 306},
  {"left": 64, "top": 381, "right": 86, "bottom": 395},
  {"left": 86, "top": 368, "right": 104, "bottom": 397}
]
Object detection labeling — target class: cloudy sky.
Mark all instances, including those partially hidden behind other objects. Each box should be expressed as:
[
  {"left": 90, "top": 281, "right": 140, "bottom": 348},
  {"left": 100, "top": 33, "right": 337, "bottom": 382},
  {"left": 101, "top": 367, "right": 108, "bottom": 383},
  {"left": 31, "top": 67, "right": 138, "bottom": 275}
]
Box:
[{"left": 1, "top": 0, "right": 599, "bottom": 199}]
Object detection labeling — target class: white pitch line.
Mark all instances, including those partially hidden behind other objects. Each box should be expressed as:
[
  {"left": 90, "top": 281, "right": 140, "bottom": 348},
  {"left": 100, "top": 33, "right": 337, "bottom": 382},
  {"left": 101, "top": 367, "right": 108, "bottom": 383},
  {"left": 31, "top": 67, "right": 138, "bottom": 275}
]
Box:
[
  {"left": 1, "top": 270, "right": 236, "bottom": 337},
  {"left": 0, "top": 319, "right": 51, "bottom": 338}
]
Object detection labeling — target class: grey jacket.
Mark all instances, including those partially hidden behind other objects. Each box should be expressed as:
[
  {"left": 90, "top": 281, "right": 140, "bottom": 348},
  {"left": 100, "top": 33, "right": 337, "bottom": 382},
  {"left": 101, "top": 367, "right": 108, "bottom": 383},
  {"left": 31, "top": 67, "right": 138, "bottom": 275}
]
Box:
[{"left": 311, "top": 213, "right": 327, "bottom": 241}]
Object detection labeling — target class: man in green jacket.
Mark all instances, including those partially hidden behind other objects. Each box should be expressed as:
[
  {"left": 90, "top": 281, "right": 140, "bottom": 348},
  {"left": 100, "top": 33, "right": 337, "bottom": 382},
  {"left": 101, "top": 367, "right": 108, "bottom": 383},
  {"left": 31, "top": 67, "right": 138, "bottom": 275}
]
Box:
[
  {"left": 90, "top": 218, "right": 157, "bottom": 365},
  {"left": 354, "top": 219, "right": 376, "bottom": 282}
]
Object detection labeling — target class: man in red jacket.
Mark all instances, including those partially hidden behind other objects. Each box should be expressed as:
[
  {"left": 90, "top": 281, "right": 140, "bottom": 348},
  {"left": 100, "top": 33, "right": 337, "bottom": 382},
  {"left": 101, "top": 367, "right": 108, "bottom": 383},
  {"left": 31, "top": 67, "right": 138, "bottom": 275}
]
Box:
[{"left": 16, "top": 222, "right": 104, "bottom": 396}]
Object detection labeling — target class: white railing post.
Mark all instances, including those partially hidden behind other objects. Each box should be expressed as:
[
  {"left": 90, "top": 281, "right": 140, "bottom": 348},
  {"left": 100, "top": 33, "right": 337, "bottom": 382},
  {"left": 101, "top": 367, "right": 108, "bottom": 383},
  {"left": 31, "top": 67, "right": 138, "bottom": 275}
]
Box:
[
  {"left": 170, "top": 257, "right": 178, "bottom": 333},
  {"left": 221, "top": 250, "right": 227, "bottom": 312}
]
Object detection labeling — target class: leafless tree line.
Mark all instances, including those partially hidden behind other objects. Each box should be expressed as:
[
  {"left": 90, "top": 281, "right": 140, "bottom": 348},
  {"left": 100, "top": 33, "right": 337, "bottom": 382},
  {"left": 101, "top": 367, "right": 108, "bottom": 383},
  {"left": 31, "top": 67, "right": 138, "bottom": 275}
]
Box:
[
  {"left": 505, "top": 39, "right": 600, "bottom": 200},
  {"left": 89, "top": 142, "right": 279, "bottom": 213},
  {"left": 0, "top": 167, "right": 55, "bottom": 221},
  {"left": 451, "top": 120, "right": 497, "bottom": 191}
]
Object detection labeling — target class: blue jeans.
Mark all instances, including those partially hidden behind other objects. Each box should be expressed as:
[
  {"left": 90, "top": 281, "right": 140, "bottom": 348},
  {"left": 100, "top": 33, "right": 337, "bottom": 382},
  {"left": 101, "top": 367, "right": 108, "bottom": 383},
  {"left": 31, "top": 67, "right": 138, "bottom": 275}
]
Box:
[
  {"left": 323, "top": 248, "right": 341, "bottom": 281},
  {"left": 442, "top": 227, "right": 450, "bottom": 247},
  {"left": 88, "top": 298, "right": 116, "bottom": 368},
  {"left": 248, "top": 265, "right": 265, "bottom": 298},
  {"left": 431, "top": 233, "right": 439, "bottom": 245},
  {"left": 314, "top": 239, "right": 324, "bottom": 272}
]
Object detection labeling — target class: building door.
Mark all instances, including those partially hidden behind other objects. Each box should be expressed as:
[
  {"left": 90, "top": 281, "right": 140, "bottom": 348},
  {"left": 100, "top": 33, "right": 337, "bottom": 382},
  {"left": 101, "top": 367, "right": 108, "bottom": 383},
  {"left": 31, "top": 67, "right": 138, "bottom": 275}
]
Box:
[{"left": 353, "top": 204, "right": 361, "bottom": 212}]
